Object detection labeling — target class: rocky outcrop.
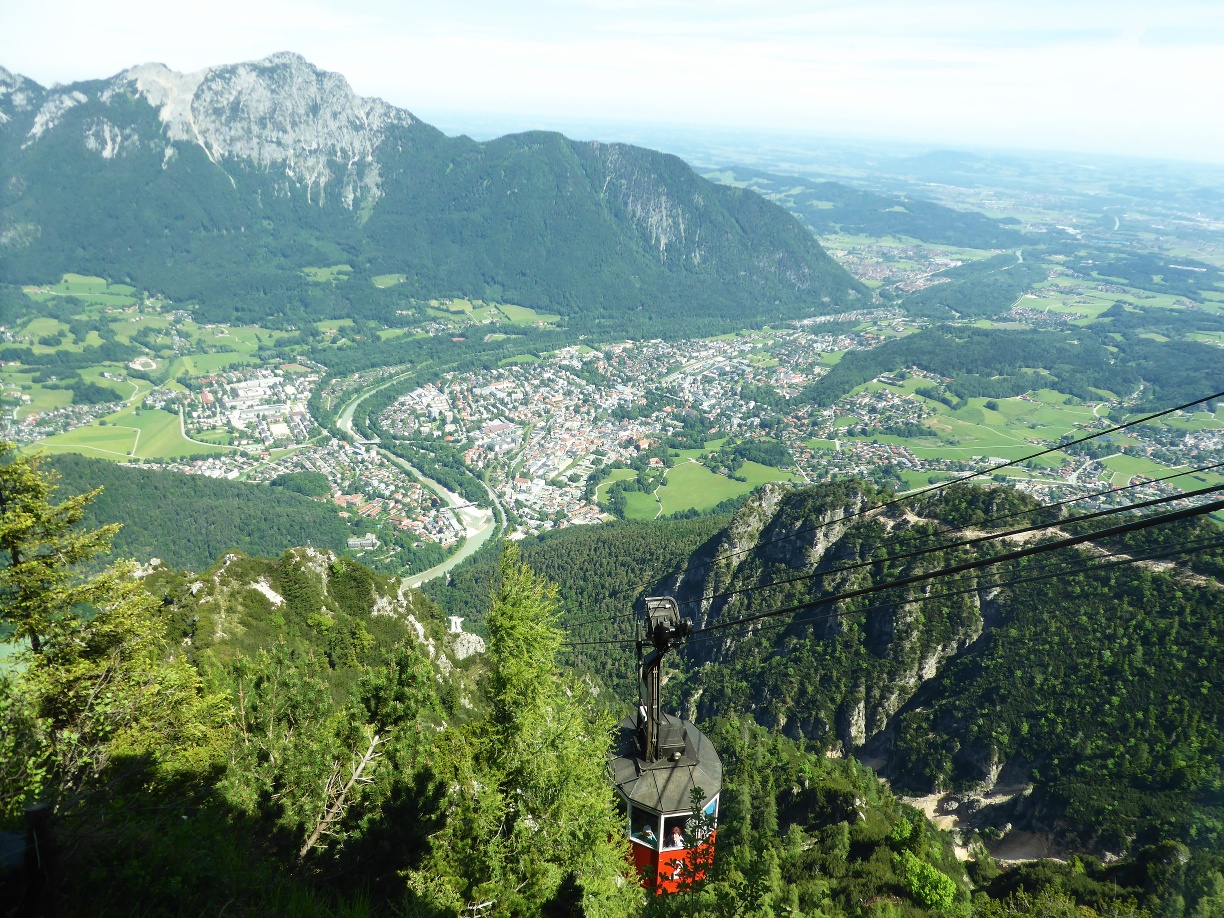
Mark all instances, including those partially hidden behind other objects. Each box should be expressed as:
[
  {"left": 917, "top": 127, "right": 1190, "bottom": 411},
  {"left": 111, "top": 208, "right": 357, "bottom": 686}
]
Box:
[
  {"left": 110, "top": 53, "right": 409, "bottom": 209},
  {"left": 670, "top": 481, "right": 995, "bottom": 755}
]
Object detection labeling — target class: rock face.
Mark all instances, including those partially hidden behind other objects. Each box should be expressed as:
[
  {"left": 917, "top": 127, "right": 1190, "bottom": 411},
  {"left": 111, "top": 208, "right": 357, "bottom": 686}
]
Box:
[
  {"left": 111, "top": 54, "right": 409, "bottom": 210},
  {"left": 668, "top": 481, "right": 991, "bottom": 760},
  {"left": 0, "top": 52, "right": 865, "bottom": 325}
]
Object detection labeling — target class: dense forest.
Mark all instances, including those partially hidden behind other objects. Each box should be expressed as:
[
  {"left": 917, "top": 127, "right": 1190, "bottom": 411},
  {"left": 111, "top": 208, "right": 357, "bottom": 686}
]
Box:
[
  {"left": 897, "top": 256, "right": 1048, "bottom": 321},
  {"left": 422, "top": 516, "right": 730, "bottom": 689},
  {"left": 803, "top": 325, "right": 1224, "bottom": 410},
  {"left": 645, "top": 481, "right": 1224, "bottom": 912},
  {"left": 46, "top": 453, "right": 354, "bottom": 570},
  {"left": 5, "top": 445, "right": 1224, "bottom": 914}
]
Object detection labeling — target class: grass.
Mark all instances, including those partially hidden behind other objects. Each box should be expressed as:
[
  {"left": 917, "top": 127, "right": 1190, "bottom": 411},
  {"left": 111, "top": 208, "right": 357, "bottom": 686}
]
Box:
[
  {"left": 170, "top": 353, "right": 257, "bottom": 376},
  {"left": 372, "top": 274, "right": 406, "bottom": 288},
  {"left": 859, "top": 383, "right": 1103, "bottom": 467},
  {"left": 622, "top": 491, "right": 660, "bottom": 520},
  {"left": 496, "top": 303, "right": 561, "bottom": 325},
  {"left": 655, "top": 460, "right": 793, "bottom": 516},
  {"left": 595, "top": 468, "right": 637, "bottom": 504},
  {"left": 33, "top": 404, "right": 226, "bottom": 462},
  {"left": 193, "top": 428, "right": 234, "bottom": 445},
  {"left": 1100, "top": 454, "right": 1179, "bottom": 486},
  {"left": 32, "top": 424, "right": 140, "bottom": 459},
  {"left": 23, "top": 273, "right": 139, "bottom": 308}
]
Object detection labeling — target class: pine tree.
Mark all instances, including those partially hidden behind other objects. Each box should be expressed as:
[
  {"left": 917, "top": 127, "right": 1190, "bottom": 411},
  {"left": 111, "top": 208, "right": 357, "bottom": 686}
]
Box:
[
  {"left": 417, "top": 543, "right": 638, "bottom": 917},
  {"left": 0, "top": 443, "right": 116, "bottom": 653},
  {"left": 0, "top": 441, "right": 224, "bottom": 821}
]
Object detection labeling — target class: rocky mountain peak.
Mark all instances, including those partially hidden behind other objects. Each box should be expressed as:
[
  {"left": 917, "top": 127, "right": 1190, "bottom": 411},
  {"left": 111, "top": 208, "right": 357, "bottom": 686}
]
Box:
[
  {"left": 112, "top": 52, "right": 414, "bottom": 208},
  {"left": 0, "top": 66, "right": 43, "bottom": 124}
]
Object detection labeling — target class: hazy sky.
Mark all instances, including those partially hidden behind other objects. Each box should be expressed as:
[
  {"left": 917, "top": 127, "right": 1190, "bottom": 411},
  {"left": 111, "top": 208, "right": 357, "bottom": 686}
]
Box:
[{"left": 2, "top": 0, "right": 1222, "bottom": 164}]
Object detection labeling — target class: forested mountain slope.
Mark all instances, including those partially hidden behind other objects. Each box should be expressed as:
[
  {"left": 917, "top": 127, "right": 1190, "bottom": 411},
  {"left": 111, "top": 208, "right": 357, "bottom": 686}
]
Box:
[
  {"left": 47, "top": 453, "right": 354, "bottom": 570},
  {"left": 706, "top": 166, "right": 1026, "bottom": 249},
  {"left": 801, "top": 324, "right": 1224, "bottom": 409},
  {"left": 0, "top": 55, "right": 864, "bottom": 330},
  {"left": 7, "top": 441, "right": 1222, "bottom": 915},
  {"left": 655, "top": 481, "right": 1223, "bottom": 869}
]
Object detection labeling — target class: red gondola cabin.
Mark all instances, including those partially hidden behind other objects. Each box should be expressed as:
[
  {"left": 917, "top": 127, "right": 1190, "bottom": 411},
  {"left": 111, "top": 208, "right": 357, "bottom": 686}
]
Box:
[{"left": 609, "top": 598, "right": 723, "bottom": 893}]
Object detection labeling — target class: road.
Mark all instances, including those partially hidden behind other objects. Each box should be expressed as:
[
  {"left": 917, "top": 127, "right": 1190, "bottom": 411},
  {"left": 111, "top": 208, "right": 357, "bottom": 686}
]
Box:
[
  {"left": 333, "top": 365, "right": 508, "bottom": 587},
  {"left": 379, "top": 449, "right": 501, "bottom": 587},
  {"left": 336, "top": 369, "right": 417, "bottom": 442}
]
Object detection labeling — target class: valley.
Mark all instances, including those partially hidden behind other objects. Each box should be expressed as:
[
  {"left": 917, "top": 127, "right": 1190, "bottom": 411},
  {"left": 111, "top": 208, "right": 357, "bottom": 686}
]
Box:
[{"left": 2, "top": 44, "right": 1224, "bottom": 918}]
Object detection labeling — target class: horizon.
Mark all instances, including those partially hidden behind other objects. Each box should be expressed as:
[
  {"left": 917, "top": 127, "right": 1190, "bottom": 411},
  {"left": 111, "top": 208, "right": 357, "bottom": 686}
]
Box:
[{"left": 2, "top": 0, "right": 1222, "bottom": 167}]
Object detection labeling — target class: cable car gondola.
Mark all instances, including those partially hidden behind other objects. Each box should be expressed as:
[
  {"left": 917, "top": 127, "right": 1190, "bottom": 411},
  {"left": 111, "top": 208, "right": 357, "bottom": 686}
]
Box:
[{"left": 609, "top": 597, "right": 722, "bottom": 893}]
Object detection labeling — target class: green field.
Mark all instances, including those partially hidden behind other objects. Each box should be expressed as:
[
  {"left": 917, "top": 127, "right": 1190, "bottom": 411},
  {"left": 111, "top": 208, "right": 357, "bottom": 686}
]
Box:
[
  {"left": 851, "top": 384, "right": 1108, "bottom": 467},
  {"left": 372, "top": 273, "right": 406, "bottom": 288},
  {"left": 496, "top": 303, "right": 561, "bottom": 325},
  {"left": 594, "top": 468, "right": 637, "bottom": 504},
  {"left": 193, "top": 428, "right": 234, "bottom": 445},
  {"left": 622, "top": 491, "right": 661, "bottom": 520},
  {"left": 655, "top": 460, "right": 793, "bottom": 516},
  {"left": 1100, "top": 453, "right": 1180, "bottom": 486},
  {"left": 22, "top": 273, "right": 139, "bottom": 308},
  {"left": 169, "top": 352, "right": 257, "bottom": 375},
  {"left": 33, "top": 404, "right": 226, "bottom": 462}
]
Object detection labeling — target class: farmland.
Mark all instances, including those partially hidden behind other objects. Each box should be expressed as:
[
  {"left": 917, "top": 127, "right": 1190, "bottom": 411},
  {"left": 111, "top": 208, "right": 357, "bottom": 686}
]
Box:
[{"left": 32, "top": 404, "right": 226, "bottom": 462}]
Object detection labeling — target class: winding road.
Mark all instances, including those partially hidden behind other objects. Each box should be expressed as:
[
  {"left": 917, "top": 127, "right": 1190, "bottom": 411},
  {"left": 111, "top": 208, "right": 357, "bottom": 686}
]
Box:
[{"left": 334, "top": 369, "right": 503, "bottom": 587}]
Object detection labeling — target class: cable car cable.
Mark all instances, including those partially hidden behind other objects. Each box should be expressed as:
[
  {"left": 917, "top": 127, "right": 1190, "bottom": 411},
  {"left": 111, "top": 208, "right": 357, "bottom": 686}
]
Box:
[
  {"left": 674, "top": 533, "right": 1224, "bottom": 649},
  {"left": 639, "top": 388, "right": 1224, "bottom": 597},
  {"left": 560, "top": 497, "right": 1224, "bottom": 648},
  {"left": 560, "top": 529, "right": 1224, "bottom": 650},
  {"left": 684, "top": 493, "right": 1224, "bottom": 638},
  {"left": 562, "top": 457, "right": 1224, "bottom": 631},
  {"left": 672, "top": 480, "right": 1224, "bottom": 611},
  {"left": 672, "top": 458, "right": 1224, "bottom": 611}
]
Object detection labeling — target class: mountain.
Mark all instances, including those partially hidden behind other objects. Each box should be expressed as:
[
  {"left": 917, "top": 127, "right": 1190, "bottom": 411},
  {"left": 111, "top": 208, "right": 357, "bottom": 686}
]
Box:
[
  {"left": 705, "top": 165, "right": 1026, "bottom": 250},
  {"left": 653, "top": 481, "right": 1224, "bottom": 864},
  {"left": 0, "top": 54, "right": 865, "bottom": 330}
]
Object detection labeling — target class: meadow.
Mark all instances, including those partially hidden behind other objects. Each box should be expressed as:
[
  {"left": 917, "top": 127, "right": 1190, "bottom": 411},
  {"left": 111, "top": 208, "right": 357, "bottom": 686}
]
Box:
[
  {"left": 853, "top": 377, "right": 1224, "bottom": 491},
  {"left": 22, "top": 273, "right": 139, "bottom": 308},
  {"left": 302, "top": 264, "right": 352, "bottom": 283},
  {"left": 655, "top": 459, "right": 794, "bottom": 516},
  {"left": 33, "top": 404, "right": 226, "bottom": 462}
]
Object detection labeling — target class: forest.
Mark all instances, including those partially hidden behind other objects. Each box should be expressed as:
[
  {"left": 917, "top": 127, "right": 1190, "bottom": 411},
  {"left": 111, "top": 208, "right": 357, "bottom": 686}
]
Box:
[
  {"left": 5, "top": 444, "right": 1224, "bottom": 915},
  {"left": 46, "top": 454, "right": 354, "bottom": 570},
  {"left": 802, "top": 325, "right": 1224, "bottom": 410}
]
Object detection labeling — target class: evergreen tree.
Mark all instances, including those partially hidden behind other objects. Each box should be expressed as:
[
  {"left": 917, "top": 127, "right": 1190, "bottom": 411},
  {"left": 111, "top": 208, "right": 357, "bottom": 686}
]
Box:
[
  {"left": 0, "top": 443, "right": 116, "bottom": 654},
  {"left": 415, "top": 544, "right": 637, "bottom": 916},
  {"left": 0, "top": 442, "right": 224, "bottom": 827}
]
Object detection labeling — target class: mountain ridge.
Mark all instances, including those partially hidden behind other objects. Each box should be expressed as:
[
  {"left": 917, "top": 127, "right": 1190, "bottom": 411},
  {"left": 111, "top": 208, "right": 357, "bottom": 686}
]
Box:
[{"left": 0, "top": 53, "right": 865, "bottom": 328}]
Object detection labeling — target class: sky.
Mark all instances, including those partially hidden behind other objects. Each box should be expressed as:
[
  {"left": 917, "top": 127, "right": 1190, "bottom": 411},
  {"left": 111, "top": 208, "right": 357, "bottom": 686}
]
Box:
[{"left": 2, "top": 0, "right": 1222, "bottom": 164}]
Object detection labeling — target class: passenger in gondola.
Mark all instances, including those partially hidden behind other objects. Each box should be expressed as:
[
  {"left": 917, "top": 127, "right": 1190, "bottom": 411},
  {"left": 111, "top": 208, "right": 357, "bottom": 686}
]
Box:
[
  {"left": 666, "top": 825, "right": 685, "bottom": 849},
  {"left": 635, "top": 824, "right": 658, "bottom": 847}
]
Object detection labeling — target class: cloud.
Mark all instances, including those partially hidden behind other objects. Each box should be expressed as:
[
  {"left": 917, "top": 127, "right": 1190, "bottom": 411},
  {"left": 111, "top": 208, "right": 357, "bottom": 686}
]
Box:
[{"left": 0, "top": 0, "right": 1220, "bottom": 163}]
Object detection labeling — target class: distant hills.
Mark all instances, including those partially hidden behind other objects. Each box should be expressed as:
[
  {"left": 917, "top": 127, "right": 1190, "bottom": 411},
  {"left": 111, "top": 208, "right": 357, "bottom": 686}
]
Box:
[
  {"left": 0, "top": 53, "right": 865, "bottom": 330},
  {"left": 705, "top": 166, "right": 1025, "bottom": 250}
]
